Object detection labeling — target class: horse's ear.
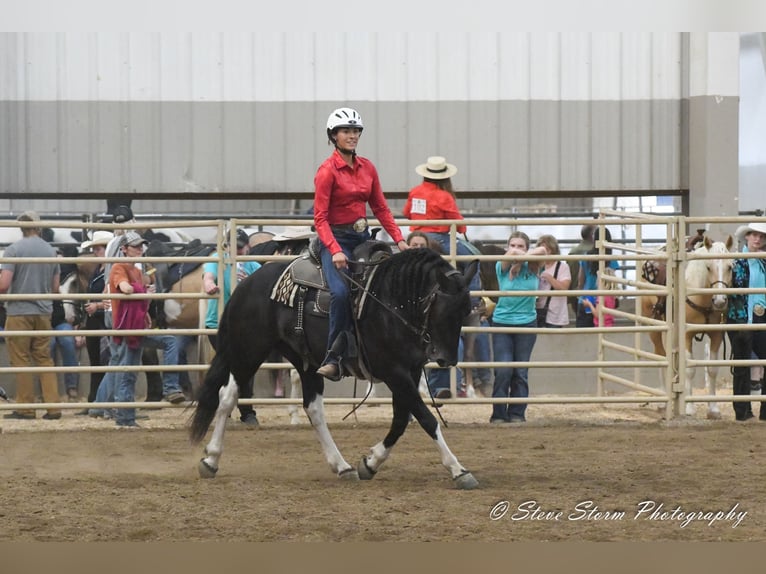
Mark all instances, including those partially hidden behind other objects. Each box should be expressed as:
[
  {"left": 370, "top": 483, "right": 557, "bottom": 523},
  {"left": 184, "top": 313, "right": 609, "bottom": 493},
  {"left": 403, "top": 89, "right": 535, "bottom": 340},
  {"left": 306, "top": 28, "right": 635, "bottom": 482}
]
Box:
[
  {"left": 703, "top": 235, "right": 712, "bottom": 250},
  {"left": 725, "top": 234, "right": 734, "bottom": 250},
  {"left": 463, "top": 259, "right": 480, "bottom": 286}
]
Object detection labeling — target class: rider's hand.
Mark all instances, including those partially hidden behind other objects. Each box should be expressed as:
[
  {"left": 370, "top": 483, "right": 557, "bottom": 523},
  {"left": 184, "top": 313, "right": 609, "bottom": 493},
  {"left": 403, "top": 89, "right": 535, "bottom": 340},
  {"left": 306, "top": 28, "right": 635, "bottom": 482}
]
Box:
[{"left": 332, "top": 251, "right": 348, "bottom": 270}]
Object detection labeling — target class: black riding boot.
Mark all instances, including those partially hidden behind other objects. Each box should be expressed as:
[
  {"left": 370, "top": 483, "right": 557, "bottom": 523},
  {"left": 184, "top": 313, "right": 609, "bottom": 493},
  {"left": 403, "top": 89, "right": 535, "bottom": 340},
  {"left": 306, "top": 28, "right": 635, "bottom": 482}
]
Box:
[{"left": 732, "top": 368, "right": 754, "bottom": 421}]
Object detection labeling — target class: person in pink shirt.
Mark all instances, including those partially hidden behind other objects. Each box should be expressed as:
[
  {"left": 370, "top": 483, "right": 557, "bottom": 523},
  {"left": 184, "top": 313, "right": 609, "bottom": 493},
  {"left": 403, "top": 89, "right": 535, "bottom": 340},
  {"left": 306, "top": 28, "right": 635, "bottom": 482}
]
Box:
[
  {"left": 314, "top": 107, "right": 407, "bottom": 380},
  {"left": 581, "top": 268, "right": 618, "bottom": 327}
]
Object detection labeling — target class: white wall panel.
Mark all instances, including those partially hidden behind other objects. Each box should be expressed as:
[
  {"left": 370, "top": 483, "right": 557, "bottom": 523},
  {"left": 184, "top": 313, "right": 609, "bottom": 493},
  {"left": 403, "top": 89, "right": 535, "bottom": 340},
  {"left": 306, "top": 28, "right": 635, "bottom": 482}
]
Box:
[
  {"left": 529, "top": 33, "right": 560, "bottom": 100},
  {"left": 468, "top": 34, "right": 499, "bottom": 100},
  {"left": 3, "top": 32, "right": 687, "bottom": 103},
  {"left": 1, "top": 31, "right": 698, "bottom": 206},
  {"left": 560, "top": 33, "right": 591, "bottom": 101},
  {"left": 498, "top": 33, "right": 530, "bottom": 100},
  {"left": 591, "top": 33, "right": 622, "bottom": 101},
  {"left": 253, "top": 33, "right": 286, "bottom": 102}
]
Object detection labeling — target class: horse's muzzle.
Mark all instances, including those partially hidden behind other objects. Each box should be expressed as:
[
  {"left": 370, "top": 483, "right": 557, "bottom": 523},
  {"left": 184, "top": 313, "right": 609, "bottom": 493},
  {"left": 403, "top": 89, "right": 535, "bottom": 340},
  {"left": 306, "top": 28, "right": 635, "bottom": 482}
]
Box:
[{"left": 712, "top": 296, "right": 728, "bottom": 311}]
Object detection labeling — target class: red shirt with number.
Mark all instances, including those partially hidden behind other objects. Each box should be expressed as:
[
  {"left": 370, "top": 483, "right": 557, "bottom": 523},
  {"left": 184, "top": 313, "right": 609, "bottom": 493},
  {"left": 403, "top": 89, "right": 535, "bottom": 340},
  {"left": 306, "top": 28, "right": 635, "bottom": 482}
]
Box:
[{"left": 403, "top": 181, "right": 466, "bottom": 234}]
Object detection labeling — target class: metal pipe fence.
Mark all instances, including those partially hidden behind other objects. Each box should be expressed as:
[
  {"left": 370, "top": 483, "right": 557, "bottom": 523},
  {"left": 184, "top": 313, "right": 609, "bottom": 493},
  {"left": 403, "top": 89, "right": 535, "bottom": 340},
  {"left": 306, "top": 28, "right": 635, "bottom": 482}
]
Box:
[{"left": 2, "top": 213, "right": 765, "bottom": 418}]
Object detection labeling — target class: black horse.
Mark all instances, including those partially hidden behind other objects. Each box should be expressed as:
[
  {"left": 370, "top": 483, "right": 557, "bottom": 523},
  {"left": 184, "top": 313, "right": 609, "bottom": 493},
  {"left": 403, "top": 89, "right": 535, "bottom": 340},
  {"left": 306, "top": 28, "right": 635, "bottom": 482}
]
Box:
[{"left": 190, "top": 245, "right": 480, "bottom": 489}]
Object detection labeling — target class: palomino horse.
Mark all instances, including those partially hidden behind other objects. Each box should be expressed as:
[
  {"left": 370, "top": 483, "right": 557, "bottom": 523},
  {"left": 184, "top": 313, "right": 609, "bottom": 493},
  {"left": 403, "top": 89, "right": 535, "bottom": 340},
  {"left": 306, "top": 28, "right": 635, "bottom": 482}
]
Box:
[{"left": 640, "top": 235, "right": 734, "bottom": 418}]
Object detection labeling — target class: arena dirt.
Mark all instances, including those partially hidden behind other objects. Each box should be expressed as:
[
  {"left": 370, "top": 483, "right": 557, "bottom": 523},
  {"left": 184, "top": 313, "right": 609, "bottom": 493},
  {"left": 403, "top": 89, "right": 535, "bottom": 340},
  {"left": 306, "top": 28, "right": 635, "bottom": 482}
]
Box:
[{"left": 0, "top": 401, "right": 763, "bottom": 542}]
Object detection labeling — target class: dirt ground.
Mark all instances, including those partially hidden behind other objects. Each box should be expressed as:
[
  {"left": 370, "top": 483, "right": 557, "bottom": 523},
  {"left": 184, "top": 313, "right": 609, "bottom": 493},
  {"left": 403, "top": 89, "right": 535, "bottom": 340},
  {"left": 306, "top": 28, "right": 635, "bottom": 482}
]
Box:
[{"left": 0, "top": 400, "right": 764, "bottom": 542}]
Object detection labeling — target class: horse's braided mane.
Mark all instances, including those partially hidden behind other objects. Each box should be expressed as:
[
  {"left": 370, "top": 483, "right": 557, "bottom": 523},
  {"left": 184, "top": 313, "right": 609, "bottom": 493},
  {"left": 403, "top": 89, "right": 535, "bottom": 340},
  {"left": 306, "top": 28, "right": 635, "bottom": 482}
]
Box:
[{"left": 372, "top": 249, "right": 453, "bottom": 319}]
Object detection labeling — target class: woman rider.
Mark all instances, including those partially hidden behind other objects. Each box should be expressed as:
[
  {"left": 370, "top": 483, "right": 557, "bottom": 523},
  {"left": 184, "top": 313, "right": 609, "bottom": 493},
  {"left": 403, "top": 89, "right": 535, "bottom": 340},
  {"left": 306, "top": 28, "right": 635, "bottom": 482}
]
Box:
[{"left": 313, "top": 107, "right": 408, "bottom": 380}]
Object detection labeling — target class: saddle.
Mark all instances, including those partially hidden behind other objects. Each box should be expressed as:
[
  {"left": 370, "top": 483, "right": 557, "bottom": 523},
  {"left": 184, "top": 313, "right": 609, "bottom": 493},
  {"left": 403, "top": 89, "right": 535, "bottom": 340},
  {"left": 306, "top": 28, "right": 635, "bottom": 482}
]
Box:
[
  {"left": 641, "top": 229, "right": 707, "bottom": 319},
  {"left": 269, "top": 239, "right": 393, "bottom": 375},
  {"left": 145, "top": 238, "right": 216, "bottom": 294}
]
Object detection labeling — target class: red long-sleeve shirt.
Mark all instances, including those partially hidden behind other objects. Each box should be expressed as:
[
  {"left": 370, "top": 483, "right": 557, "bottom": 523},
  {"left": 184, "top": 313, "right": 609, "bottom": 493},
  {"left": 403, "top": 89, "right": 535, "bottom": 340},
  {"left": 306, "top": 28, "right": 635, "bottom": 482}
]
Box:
[
  {"left": 403, "top": 181, "right": 466, "bottom": 234},
  {"left": 313, "top": 149, "right": 404, "bottom": 255}
]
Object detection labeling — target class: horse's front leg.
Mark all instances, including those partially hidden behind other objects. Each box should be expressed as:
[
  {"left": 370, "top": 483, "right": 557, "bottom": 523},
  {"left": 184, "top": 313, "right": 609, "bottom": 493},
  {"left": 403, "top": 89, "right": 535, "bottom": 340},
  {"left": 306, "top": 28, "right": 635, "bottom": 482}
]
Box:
[
  {"left": 705, "top": 336, "right": 722, "bottom": 419},
  {"left": 288, "top": 368, "right": 303, "bottom": 425},
  {"left": 302, "top": 374, "right": 357, "bottom": 480},
  {"left": 359, "top": 384, "right": 478, "bottom": 490},
  {"left": 682, "top": 334, "right": 698, "bottom": 416},
  {"left": 198, "top": 375, "right": 239, "bottom": 478}
]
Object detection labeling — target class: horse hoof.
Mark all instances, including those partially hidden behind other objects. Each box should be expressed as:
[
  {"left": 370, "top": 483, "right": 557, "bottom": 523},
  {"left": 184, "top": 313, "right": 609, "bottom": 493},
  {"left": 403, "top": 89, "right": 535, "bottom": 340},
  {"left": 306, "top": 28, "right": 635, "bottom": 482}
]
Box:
[
  {"left": 454, "top": 471, "right": 479, "bottom": 490},
  {"left": 338, "top": 467, "right": 359, "bottom": 481},
  {"left": 198, "top": 459, "right": 218, "bottom": 479},
  {"left": 357, "top": 456, "right": 377, "bottom": 481},
  {"left": 707, "top": 411, "right": 722, "bottom": 420}
]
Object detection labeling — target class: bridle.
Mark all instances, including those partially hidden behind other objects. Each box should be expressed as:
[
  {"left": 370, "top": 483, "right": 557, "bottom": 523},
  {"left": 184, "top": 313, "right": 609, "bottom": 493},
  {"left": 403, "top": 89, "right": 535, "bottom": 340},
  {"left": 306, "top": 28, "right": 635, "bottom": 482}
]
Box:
[
  {"left": 685, "top": 279, "right": 730, "bottom": 324},
  {"left": 343, "top": 260, "right": 461, "bottom": 348}
]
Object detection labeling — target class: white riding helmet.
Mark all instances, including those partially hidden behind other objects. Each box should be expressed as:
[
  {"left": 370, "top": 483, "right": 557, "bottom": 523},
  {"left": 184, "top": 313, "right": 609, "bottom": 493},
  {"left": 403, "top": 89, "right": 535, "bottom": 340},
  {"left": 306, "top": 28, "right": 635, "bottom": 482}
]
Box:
[{"left": 326, "top": 107, "right": 364, "bottom": 132}]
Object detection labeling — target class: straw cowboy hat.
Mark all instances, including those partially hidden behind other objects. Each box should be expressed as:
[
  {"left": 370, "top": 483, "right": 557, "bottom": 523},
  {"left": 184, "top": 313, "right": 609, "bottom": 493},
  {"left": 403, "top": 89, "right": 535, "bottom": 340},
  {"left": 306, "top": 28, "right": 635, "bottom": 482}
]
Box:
[
  {"left": 272, "top": 226, "right": 316, "bottom": 242},
  {"left": 415, "top": 156, "right": 458, "bottom": 180},
  {"left": 734, "top": 222, "right": 766, "bottom": 242},
  {"left": 81, "top": 230, "right": 114, "bottom": 250}
]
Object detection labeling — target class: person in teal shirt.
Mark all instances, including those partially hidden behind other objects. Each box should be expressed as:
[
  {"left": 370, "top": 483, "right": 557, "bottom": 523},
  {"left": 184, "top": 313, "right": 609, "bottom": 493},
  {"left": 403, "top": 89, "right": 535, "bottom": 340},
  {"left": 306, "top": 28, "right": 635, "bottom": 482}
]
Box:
[
  {"left": 202, "top": 228, "right": 261, "bottom": 425},
  {"left": 490, "top": 231, "right": 548, "bottom": 423}
]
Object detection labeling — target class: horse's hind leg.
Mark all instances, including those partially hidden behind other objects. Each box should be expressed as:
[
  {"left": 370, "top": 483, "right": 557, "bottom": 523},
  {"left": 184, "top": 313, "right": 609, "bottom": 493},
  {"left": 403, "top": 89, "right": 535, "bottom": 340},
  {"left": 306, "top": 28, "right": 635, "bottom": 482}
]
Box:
[
  {"left": 198, "top": 375, "right": 239, "bottom": 479},
  {"left": 300, "top": 372, "right": 357, "bottom": 480},
  {"left": 288, "top": 368, "right": 303, "bottom": 425}
]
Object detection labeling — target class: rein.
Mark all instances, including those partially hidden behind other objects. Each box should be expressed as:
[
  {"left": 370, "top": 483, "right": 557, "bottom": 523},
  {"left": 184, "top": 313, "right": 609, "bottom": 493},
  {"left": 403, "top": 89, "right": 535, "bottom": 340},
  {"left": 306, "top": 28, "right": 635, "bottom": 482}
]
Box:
[
  {"left": 685, "top": 279, "right": 730, "bottom": 324},
  {"left": 339, "top": 257, "right": 455, "bottom": 427}
]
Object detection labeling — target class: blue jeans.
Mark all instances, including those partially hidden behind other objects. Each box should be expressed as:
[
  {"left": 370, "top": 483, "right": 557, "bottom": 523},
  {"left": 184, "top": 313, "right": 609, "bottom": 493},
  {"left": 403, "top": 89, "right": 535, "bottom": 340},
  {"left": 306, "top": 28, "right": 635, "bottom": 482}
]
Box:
[
  {"left": 50, "top": 322, "right": 80, "bottom": 392},
  {"left": 428, "top": 337, "right": 464, "bottom": 394},
  {"left": 112, "top": 339, "right": 143, "bottom": 426},
  {"left": 143, "top": 333, "right": 182, "bottom": 396},
  {"left": 491, "top": 319, "right": 537, "bottom": 421},
  {"left": 90, "top": 335, "right": 120, "bottom": 418},
  {"left": 319, "top": 229, "right": 370, "bottom": 363},
  {"left": 471, "top": 319, "right": 492, "bottom": 385}
]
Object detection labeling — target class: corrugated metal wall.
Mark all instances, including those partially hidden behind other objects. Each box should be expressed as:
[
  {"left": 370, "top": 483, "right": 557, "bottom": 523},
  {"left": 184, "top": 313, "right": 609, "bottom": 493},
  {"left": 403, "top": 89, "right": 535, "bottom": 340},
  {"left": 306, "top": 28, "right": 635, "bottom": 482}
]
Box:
[{"left": 0, "top": 32, "right": 685, "bottom": 217}]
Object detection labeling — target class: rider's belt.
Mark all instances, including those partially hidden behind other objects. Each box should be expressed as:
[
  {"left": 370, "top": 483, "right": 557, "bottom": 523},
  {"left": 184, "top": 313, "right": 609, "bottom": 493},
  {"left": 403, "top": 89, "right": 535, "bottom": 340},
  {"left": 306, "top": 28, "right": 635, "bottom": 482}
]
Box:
[
  {"left": 754, "top": 304, "right": 765, "bottom": 317},
  {"left": 331, "top": 218, "right": 368, "bottom": 233}
]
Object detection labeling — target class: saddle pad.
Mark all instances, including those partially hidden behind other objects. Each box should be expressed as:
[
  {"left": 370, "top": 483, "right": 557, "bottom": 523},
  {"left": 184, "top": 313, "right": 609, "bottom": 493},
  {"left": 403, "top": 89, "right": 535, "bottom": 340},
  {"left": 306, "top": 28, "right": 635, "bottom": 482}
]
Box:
[
  {"left": 641, "top": 260, "right": 666, "bottom": 286},
  {"left": 270, "top": 267, "right": 301, "bottom": 308}
]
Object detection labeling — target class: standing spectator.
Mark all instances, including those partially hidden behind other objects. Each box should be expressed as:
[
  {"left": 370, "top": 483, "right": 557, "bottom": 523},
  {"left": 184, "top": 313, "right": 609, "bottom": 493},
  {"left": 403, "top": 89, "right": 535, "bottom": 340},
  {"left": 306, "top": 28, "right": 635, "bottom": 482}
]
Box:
[
  {"left": 50, "top": 293, "right": 81, "bottom": 402},
  {"left": 107, "top": 231, "right": 152, "bottom": 428},
  {"left": 568, "top": 223, "right": 596, "bottom": 319},
  {"left": 0, "top": 211, "right": 62, "bottom": 420},
  {"left": 405, "top": 231, "right": 430, "bottom": 249},
  {"left": 404, "top": 157, "right": 484, "bottom": 397},
  {"left": 78, "top": 231, "right": 113, "bottom": 409},
  {"left": 576, "top": 227, "right": 618, "bottom": 328},
  {"left": 403, "top": 155, "right": 465, "bottom": 255},
  {"left": 49, "top": 244, "right": 82, "bottom": 402},
  {"left": 313, "top": 107, "right": 407, "bottom": 380},
  {"left": 581, "top": 268, "right": 619, "bottom": 327},
  {"left": 203, "top": 227, "right": 261, "bottom": 425},
  {"left": 535, "top": 234, "right": 572, "bottom": 328},
  {"left": 489, "top": 231, "right": 548, "bottom": 424},
  {"left": 726, "top": 222, "right": 766, "bottom": 421}
]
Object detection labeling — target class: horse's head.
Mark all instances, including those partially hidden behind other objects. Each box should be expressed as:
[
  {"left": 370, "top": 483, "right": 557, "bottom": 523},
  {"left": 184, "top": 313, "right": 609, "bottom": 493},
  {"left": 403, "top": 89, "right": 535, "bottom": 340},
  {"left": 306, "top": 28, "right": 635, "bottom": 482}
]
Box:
[
  {"left": 697, "top": 235, "right": 734, "bottom": 311},
  {"left": 422, "top": 255, "right": 480, "bottom": 367}
]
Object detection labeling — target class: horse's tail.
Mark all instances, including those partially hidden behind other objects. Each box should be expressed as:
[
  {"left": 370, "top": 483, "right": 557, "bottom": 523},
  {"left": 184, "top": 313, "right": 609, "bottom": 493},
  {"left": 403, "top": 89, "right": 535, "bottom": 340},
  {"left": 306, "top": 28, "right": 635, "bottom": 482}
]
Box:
[{"left": 189, "top": 352, "right": 230, "bottom": 444}]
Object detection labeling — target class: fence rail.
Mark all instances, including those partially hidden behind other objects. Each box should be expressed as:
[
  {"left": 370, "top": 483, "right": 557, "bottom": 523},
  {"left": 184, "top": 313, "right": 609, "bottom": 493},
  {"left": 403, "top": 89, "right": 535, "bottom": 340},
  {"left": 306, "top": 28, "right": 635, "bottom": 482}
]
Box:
[{"left": 2, "top": 213, "right": 765, "bottom": 419}]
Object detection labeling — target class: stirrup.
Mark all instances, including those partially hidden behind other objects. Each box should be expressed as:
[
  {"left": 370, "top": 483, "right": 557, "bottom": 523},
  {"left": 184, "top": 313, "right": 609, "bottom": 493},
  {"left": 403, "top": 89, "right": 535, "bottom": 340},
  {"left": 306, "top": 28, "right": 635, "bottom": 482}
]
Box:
[{"left": 317, "top": 362, "right": 342, "bottom": 381}]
